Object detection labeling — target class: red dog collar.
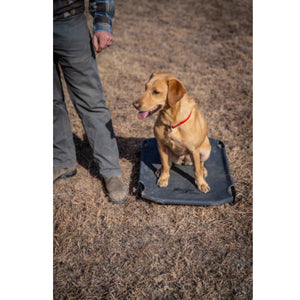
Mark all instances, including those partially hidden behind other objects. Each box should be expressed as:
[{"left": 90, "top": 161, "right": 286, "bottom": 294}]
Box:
[{"left": 169, "top": 111, "right": 192, "bottom": 131}]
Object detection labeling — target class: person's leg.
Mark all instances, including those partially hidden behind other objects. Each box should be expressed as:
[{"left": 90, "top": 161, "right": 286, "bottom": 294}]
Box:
[
  {"left": 54, "top": 14, "right": 122, "bottom": 180},
  {"left": 53, "top": 14, "right": 127, "bottom": 202},
  {"left": 53, "top": 55, "right": 77, "bottom": 169}
]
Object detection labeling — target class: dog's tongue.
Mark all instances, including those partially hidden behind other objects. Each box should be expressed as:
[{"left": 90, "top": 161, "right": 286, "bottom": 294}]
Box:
[{"left": 138, "top": 111, "right": 150, "bottom": 120}]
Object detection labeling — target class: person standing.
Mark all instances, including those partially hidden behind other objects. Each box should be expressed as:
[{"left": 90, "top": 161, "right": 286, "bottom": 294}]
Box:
[{"left": 53, "top": 0, "right": 127, "bottom": 204}]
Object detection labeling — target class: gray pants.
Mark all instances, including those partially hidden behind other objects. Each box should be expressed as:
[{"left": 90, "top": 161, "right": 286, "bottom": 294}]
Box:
[{"left": 53, "top": 14, "right": 121, "bottom": 179}]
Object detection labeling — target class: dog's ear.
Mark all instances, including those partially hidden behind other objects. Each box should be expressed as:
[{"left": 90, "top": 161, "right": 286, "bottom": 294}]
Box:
[
  {"left": 167, "top": 79, "right": 186, "bottom": 107},
  {"left": 149, "top": 71, "right": 162, "bottom": 80}
]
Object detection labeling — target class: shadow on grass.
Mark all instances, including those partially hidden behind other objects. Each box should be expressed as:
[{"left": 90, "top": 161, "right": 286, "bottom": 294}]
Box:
[{"left": 73, "top": 134, "right": 146, "bottom": 196}]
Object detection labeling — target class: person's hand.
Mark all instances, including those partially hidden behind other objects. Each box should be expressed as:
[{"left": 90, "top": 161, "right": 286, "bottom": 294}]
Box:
[{"left": 93, "top": 31, "right": 114, "bottom": 53}]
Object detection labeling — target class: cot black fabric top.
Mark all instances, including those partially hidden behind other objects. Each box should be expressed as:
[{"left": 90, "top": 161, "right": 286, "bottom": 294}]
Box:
[{"left": 138, "top": 138, "right": 235, "bottom": 206}]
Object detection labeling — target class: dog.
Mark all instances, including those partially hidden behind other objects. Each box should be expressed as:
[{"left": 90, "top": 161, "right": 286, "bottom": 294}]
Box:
[{"left": 133, "top": 71, "right": 211, "bottom": 193}]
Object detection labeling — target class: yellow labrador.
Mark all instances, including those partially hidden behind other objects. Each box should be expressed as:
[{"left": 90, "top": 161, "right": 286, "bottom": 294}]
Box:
[{"left": 133, "top": 71, "right": 211, "bottom": 193}]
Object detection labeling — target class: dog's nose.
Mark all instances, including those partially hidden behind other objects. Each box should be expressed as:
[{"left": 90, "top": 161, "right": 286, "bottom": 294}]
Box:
[{"left": 133, "top": 101, "right": 140, "bottom": 109}]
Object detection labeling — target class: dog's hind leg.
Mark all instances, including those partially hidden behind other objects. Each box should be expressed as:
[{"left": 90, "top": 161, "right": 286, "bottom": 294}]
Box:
[{"left": 199, "top": 136, "right": 211, "bottom": 178}]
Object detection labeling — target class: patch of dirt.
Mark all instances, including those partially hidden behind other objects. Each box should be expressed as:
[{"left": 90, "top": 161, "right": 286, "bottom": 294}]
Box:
[{"left": 54, "top": 0, "right": 252, "bottom": 298}]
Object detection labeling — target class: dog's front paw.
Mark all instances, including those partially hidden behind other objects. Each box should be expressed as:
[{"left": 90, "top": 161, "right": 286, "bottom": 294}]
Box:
[
  {"left": 196, "top": 179, "right": 210, "bottom": 193},
  {"left": 157, "top": 174, "right": 169, "bottom": 187}
]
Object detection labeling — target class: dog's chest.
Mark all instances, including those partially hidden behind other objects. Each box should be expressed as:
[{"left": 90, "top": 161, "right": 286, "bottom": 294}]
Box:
[{"left": 165, "top": 130, "right": 188, "bottom": 155}]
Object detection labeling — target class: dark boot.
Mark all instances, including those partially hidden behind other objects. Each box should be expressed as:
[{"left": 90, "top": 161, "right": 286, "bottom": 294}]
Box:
[
  {"left": 53, "top": 166, "right": 77, "bottom": 183},
  {"left": 104, "top": 175, "right": 128, "bottom": 204}
]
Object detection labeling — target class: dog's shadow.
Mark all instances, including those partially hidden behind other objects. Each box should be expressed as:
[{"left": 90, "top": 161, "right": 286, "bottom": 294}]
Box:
[{"left": 73, "top": 134, "right": 145, "bottom": 195}]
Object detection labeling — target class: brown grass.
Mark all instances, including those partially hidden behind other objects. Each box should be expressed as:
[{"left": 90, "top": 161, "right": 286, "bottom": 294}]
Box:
[{"left": 53, "top": 0, "right": 252, "bottom": 298}]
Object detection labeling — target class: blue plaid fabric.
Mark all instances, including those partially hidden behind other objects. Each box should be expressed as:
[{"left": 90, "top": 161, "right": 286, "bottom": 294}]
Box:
[
  {"left": 90, "top": 0, "right": 115, "bottom": 34},
  {"left": 53, "top": 0, "right": 115, "bottom": 34}
]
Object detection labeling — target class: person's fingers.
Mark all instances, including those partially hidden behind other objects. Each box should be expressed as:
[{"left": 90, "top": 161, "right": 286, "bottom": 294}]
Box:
[
  {"left": 107, "top": 38, "right": 113, "bottom": 46},
  {"left": 108, "top": 36, "right": 114, "bottom": 45},
  {"left": 100, "top": 36, "right": 108, "bottom": 49},
  {"left": 93, "top": 35, "right": 100, "bottom": 52},
  {"left": 93, "top": 32, "right": 114, "bottom": 51}
]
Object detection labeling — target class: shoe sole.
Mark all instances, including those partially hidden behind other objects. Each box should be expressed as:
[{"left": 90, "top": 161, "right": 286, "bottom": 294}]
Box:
[
  {"left": 53, "top": 169, "right": 77, "bottom": 184},
  {"left": 108, "top": 192, "right": 128, "bottom": 204}
]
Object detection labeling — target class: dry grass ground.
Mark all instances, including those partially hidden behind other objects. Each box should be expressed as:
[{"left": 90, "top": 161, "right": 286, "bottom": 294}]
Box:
[{"left": 53, "top": 0, "right": 252, "bottom": 298}]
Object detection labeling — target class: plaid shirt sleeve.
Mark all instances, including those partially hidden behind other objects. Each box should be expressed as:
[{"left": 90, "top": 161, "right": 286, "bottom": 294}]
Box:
[{"left": 89, "top": 0, "right": 115, "bottom": 34}]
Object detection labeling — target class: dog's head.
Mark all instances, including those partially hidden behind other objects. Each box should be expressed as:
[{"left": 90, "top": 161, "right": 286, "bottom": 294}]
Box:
[{"left": 133, "top": 71, "right": 186, "bottom": 120}]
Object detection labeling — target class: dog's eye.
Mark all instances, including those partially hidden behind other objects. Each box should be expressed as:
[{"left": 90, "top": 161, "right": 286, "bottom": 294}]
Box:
[{"left": 152, "top": 90, "right": 160, "bottom": 95}]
